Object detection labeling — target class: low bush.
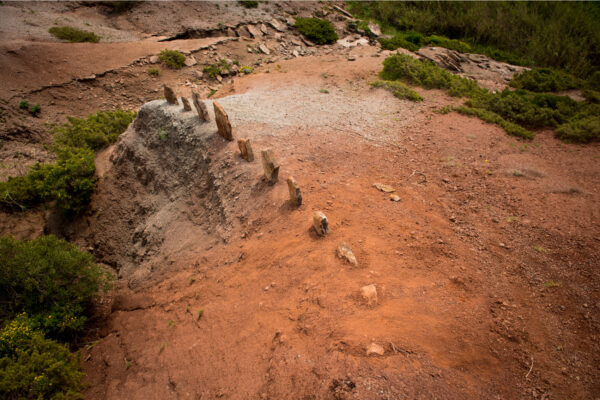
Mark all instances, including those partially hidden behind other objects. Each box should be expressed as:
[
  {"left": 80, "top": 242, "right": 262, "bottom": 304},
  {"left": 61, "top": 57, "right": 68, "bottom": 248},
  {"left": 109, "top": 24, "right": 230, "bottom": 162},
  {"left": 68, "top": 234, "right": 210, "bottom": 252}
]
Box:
[
  {"left": 238, "top": 0, "right": 258, "bottom": 8},
  {"left": 19, "top": 100, "right": 29, "bottom": 110},
  {"left": 370, "top": 80, "right": 423, "bottom": 102},
  {"left": 294, "top": 17, "right": 338, "bottom": 45},
  {"left": 378, "top": 32, "right": 472, "bottom": 54},
  {"left": 147, "top": 68, "right": 160, "bottom": 76},
  {"left": 378, "top": 34, "right": 420, "bottom": 52},
  {"left": 48, "top": 26, "right": 100, "bottom": 43},
  {"left": 555, "top": 115, "right": 600, "bottom": 143},
  {"left": 0, "top": 235, "right": 111, "bottom": 341},
  {"left": 158, "top": 49, "right": 186, "bottom": 69},
  {"left": 240, "top": 65, "right": 253, "bottom": 74},
  {"left": 203, "top": 59, "right": 229, "bottom": 78},
  {"left": 0, "top": 315, "right": 84, "bottom": 400},
  {"left": 380, "top": 54, "right": 485, "bottom": 98},
  {"left": 454, "top": 106, "right": 534, "bottom": 139},
  {"left": 53, "top": 110, "right": 136, "bottom": 152},
  {"left": 30, "top": 103, "right": 41, "bottom": 116},
  {"left": 509, "top": 68, "right": 580, "bottom": 92}
]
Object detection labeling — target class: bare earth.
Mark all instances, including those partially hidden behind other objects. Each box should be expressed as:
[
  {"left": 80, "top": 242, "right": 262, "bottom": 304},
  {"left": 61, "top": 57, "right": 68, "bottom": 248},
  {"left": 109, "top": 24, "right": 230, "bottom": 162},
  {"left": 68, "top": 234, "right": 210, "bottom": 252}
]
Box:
[{"left": 0, "top": 2, "right": 598, "bottom": 400}]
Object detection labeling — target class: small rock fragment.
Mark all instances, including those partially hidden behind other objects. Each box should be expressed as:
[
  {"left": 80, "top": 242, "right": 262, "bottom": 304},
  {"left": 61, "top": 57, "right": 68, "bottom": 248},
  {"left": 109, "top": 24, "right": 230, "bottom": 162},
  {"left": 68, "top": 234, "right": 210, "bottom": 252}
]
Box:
[
  {"left": 247, "top": 24, "right": 262, "bottom": 38},
  {"left": 259, "top": 43, "right": 271, "bottom": 55},
  {"left": 184, "top": 55, "right": 198, "bottom": 67},
  {"left": 213, "top": 101, "right": 233, "bottom": 140},
  {"left": 368, "top": 22, "right": 382, "bottom": 37},
  {"left": 373, "top": 183, "right": 395, "bottom": 193},
  {"left": 181, "top": 97, "right": 191, "bottom": 111},
  {"left": 366, "top": 342, "right": 384, "bottom": 356},
  {"left": 149, "top": 55, "right": 159, "bottom": 64},
  {"left": 287, "top": 177, "right": 302, "bottom": 206},
  {"left": 337, "top": 242, "right": 357, "bottom": 266},
  {"left": 268, "top": 19, "right": 286, "bottom": 32},
  {"left": 194, "top": 70, "right": 204, "bottom": 80},
  {"left": 237, "top": 138, "right": 254, "bottom": 162},
  {"left": 261, "top": 149, "right": 279, "bottom": 183},
  {"left": 163, "top": 85, "right": 178, "bottom": 105},
  {"left": 360, "top": 284, "right": 378, "bottom": 306},
  {"left": 313, "top": 211, "right": 329, "bottom": 236},
  {"left": 348, "top": 55, "right": 356, "bottom": 61},
  {"left": 260, "top": 23, "right": 268, "bottom": 35},
  {"left": 390, "top": 194, "right": 401, "bottom": 202},
  {"left": 192, "top": 90, "right": 210, "bottom": 121}
]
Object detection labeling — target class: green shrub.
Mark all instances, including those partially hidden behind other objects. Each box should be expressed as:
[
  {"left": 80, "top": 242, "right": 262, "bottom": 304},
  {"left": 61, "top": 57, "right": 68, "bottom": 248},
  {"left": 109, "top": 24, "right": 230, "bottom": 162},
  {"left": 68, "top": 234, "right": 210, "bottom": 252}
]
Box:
[
  {"left": 239, "top": 0, "right": 258, "bottom": 8},
  {"left": 53, "top": 110, "right": 136, "bottom": 152},
  {"left": 0, "top": 236, "right": 111, "bottom": 341},
  {"left": 378, "top": 34, "right": 420, "bottom": 52},
  {"left": 147, "top": 68, "right": 160, "bottom": 76},
  {"left": 426, "top": 35, "right": 471, "bottom": 53},
  {"left": 454, "top": 106, "right": 534, "bottom": 139},
  {"left": 0, "top": 316, "right": 84, "bottom": 400},
  {"left": 582, "top": 89, "right": 600, "bottom": 104},
  {"left": 30, "top": 103, "right": 41, "bottom": 116},
  {"left": 586, "top": 71, "right": 600, "bottom": 91},
  {"left": 380, "top": 54, "right": 485, "bottom": 97},
  {"left": 555, "top": 115, "right": 600, "bottom": 143},
  {"left": 158, "top": 49, "right": 186, "bottom": 69},
  {"left": 203, "top": 59, "right": 229, "bottom": 78},
  {"left": 19, "top": 100, "right": 29, "bottom": 110},
  {"left": 240, "top": 65, "right": 253, "bottom": 74},
  {"left": 370, "top": 80, "right": 423, "bottom": 102},
  {"left": 294, "top": 17, "right": 338, "bottom": 45},
  {"left": 509, "top": 68, "right": 580, "bottom": 92},
  {"left": 48, "top": 26, "right": 99, "bottom": 43},
  {"left": 378, "top": 32, "right": 472, "bottom": 53}
]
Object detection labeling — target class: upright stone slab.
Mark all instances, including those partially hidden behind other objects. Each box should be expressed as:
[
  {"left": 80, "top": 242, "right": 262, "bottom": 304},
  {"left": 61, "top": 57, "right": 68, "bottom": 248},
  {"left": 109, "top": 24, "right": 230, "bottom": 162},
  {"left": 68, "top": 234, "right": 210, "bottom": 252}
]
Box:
[
  {"left": 313, "top": 211, "right": 329, "bottom": 236},
  {"left": 192, "top": 90, "right": 209, "bottom": 122},
  {"left": 163, "top": 85, "right": 178, "bottom": 105},
  {"left": 181, "top": 97, "right": 191, "bottom": 111},
  {"left": 237, "top": 138, "right": 254, "bottom": 162},
  {"left": 213, "top": 101, "right": 233, "bottom": 140},
  {"left": 287, "top": 176, "right": 302, "bottom": 206},
  {"left": 261, "top": 149, "right": 279, "bottom": 183}
]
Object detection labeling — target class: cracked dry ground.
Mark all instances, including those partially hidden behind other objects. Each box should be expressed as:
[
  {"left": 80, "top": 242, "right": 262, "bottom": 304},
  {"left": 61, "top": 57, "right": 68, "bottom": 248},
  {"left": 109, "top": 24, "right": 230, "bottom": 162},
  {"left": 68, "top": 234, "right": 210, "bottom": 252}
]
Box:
[{"left": 78, "top": 54, "right": 600, "bottom": 399}]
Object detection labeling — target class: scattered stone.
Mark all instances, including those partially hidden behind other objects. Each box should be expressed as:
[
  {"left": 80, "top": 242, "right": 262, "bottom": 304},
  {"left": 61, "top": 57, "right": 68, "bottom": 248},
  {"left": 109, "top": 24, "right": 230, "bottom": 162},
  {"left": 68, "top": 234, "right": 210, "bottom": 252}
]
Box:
[
  {"left": 181, "top": 97, "right": 191, "bottom": 111},
  {"left": 366, "top": 342, "right": 384, "bottom": 356},
  {"left": 292, "top": 49, "right": 299, "bottom": 58},
  {"left": 163, "top": 85, "right": 178, "bottom": 105},
  {"left": 313, "top": 211, "right": 329, "bottom": 236},
  {"left": 194, "top": 70, "right": 204, "bottom": 80},
  {"left": 373, "top": 183, "right": 395, "bottom": 193},
  {"left": 260, "top": 23, "right": 269, "bottom": 35},
  {"left": 261, "top": 149, "right": 280, "bottom": 183},
  {"left": 217, "top": 75, "right": 223, "bottom": 83},
  {"left": 184, "top": 55, "right": 198, "bottom": 67},
  {"left": 247, "top": 24, "right": 262, "bottom": 38},
  {"left": 192, "top": 90, "right": 210, "bottom": 121},
  {"left": 368, "top": 22, "right": 381, "bottom": 37},
  {"left": 337, "top": 242, "right": 357, "bottom": 266},
  {"left": 213, "top": 101, "right": 233, "bottom": 140},
  {"left": 360, "top": 284, "right": 378, "bottom": 306},
  {"left": 259, "top": 43, "right": 271, "bottom": 55},
  {"left": 269, "top": 19, "right": 286, "bottom": 32},
  {"left": 390, "top": 194, "right": 401, "bottom": 202},
  {"left": 287, "top": 177, "right": 302, "bottom": 206},
  {"left": 348, "top": 55, "right": 356, "bottom": 61},
  {"left": 237, "top": 138, "right": 254, "bottom": 162},
  {"left": 333, "top": 5, "right": 353, "bottom": 19},
  {"left": 149, "top": 55, "right": 159, "bottom": 64}
]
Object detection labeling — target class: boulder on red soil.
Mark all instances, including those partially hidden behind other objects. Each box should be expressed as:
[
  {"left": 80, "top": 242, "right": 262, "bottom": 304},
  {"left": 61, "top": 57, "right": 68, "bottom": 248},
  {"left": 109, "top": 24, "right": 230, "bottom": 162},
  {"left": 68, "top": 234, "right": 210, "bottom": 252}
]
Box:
[
  {"left": 213, "top": 101, "right": 233, "bottom": 140},
  {"left": 360, "top": 284, "right": 377, "bottom": 306},
  {"left": 337, "top": 242, "right": 357, "bottom": 266},
  {"left": 313, "top": 211, "right": 329, "bottom": 236},
  {"left": 237, "top": 138, "right": 254, "bottom": 162},
  {"left": 192, "top": 90, "right": 210, "bottom": 122},
  {"left": 287, "top": 176, "right": 302, "bottom": 206},
  {"left": 261, "top": 149, "right": 279, "bottom": 183},
  {"left": 366, "top": 342, "right": 385, "bottom": 356},
  {"left": 181, "top": 97, "right": 191, "bottom": 111}
]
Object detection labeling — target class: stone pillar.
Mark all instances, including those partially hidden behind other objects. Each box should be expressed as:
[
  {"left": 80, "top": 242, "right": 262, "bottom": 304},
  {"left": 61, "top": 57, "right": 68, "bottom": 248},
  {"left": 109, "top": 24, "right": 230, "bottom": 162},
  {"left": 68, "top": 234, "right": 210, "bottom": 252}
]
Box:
[
  {"left": 213, "top": 101, "right": 233, "bottom": 140},
  {"left": 164, "top": 85, "right": 178, "bottom": 105},
  {"left": 313, "top": 211, "right": 329, "bottom": 236},
  {"left": 261, "top": 149, "right": 279, "bottom": 183},
  {"left": 237, "top": 138, "right": 254, "bottom": 161},
  {"left": 287, "top": 177, "right": 302, "bottom": 206},
  {"left": 192, "top": 90, "right": 210, "bottom": 122},
  {"left": 181, "top": 97, "right": 191, "bottom": 111}
]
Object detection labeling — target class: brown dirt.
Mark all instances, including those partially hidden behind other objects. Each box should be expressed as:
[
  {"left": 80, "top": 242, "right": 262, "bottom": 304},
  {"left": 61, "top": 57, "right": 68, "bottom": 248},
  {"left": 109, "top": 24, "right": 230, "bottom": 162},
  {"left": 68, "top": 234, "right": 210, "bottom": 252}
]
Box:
[{"left": 1, "top": 2, "right": 599, "bottom": 400}]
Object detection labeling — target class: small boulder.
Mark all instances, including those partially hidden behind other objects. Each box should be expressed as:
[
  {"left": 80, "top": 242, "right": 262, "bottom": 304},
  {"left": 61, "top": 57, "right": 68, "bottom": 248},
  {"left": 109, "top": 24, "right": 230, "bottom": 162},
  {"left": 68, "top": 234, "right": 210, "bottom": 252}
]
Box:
[
  {"left": 184, "top": 55, "right": 198, "bottom": 67},
  {"left": 313, "top": 211, "right": 329, "bottom": 236},
  {"left": 237, "top": 138, "right": 254, "bottom": 162},
  {"left": 213, "top": 101, "right": 233, "bottom": 140},
  {"left": 373, "top": 182, "right": 395, "bottom": 193},
  {"left": 287, "top": 177, "right": 302, "bottom": 206},
  {"left": 366, "top": 342, "right": 384, "bottom": 356},
  {"left": 247, "top": 24, "right": 262, "bottom": 38},
  {"left": 259, "top": 43, "right": 271, "bottom": 55},
  {"left": 181, "top": 97, "right": 191, "bottom": 111},
  {"left": 260, "top": 23, "right": 269, "bottom": 35},
  {"left": 390, "top": 194, "right": 401, "bottom": 202},
  {"left": 360, "top": 284, "right": 377, "bottom": 306},
  {"left": 149, "top": 55, "right": 160, "bottom": 64},
  {"left": 163, "top": 85, "right": 178, "bottom": 105},
  {"left": 269, "top": 19, "right": 286, "bottom": 32},
  {"left": 192, "top": 90, "right": 210, "bottom": 122},
  {"left": 337, "top": 242, "right": 357, "bottom": 266},
  {"left": 261, "top": 149, "right": 279, "bottom": 183},
  {"left": 368, "top": 22, "right": 382, "bottom": 37}
]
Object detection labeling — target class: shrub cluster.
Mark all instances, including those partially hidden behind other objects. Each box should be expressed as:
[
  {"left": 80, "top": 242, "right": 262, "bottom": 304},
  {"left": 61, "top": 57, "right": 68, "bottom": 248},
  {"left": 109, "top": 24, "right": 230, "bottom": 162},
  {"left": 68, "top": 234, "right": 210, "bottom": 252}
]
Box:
[
  {"left": 509, "top": 68, "right": 580, "bottom": 92},
  {"left": 379, "top": 32, "right": 471, "bottom": 54},
  {"left": 380, "top": 54, "right": 600, "bottom": 142},
  {"left": 159, "top": 49, "right": 186, "bottom": 69},
  {"left": 49, "top": 26, "right": 100, "bottom": 43},
  {"left": 294, "top": 17, "right": 338, "bottom": 45},
  {"left": 238, "top": 0, "right": 258, "bottom": 8},
  {"left": 0, "top": 236, "right": 111, "bottom": 399},
  {"left": 0, "top": 110, "right": 136, "bottom": 214},
  {"left": 370, "top": 80, "right": 423, "bottom": 102}
]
